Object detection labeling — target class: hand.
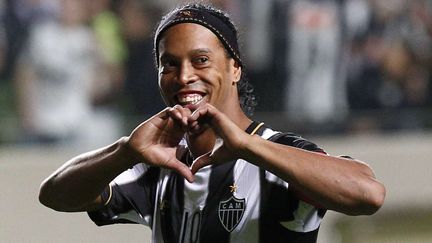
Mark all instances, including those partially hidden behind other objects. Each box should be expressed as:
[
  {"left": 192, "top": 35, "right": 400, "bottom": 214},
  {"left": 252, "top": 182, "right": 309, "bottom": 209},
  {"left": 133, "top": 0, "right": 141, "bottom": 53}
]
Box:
[
  {"left": 188, "top": 104, "right": 250, "bottom": 174},
  {"left": 126, "top": 105, "right": 194, "bottom": 182}
]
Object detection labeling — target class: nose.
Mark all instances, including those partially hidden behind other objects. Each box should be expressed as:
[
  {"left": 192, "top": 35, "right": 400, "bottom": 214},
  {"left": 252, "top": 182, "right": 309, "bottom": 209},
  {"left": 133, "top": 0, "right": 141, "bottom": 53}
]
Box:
[{"left": 178, "top": 62, "right": 197, "bottom": 85}]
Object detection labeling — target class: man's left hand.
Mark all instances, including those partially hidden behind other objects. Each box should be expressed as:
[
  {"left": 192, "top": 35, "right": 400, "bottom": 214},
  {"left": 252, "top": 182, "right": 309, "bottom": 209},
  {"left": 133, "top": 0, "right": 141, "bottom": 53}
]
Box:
[{"left": 187, "top": 104, "right": 250, "bottom": 174}]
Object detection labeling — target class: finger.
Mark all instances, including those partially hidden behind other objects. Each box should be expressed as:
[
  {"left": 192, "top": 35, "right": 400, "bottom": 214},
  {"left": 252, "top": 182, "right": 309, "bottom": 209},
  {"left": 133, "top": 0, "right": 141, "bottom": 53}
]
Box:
[
  {"left": 188, "top": 104, "right": 231, "bottom": 135},
  {"left": 188, "top": 105, "right": 214, "bottom": 124},
  {"left": 166, "top": 106, "right": 189, "bottom": 131},
  {"left": 187, "top": 105, "right": 216, "bottom": 135},
  {"left": 191, "top": 151, "right": 212, "bottom": 174},
  {"left": 167, "top": 105, "right": 184, "bottom": 122},
  {"left": 174, "top": 105, "right": 192, "bottom": 126},
  {"left": 167, "top": 159, "right": 195, "bottom": 182},
  {"left": 176, "top": 163, "right": 195, "bottom": 183},
  {"left": 157, "top": 107, "right": 173, "bottom": 120},
  {"left": 187, "top": 122, "right": 208, "bottom": 137}
]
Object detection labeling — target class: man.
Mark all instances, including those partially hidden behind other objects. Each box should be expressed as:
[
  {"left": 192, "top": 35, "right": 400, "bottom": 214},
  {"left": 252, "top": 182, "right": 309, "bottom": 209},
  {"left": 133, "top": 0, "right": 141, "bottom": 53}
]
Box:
[{"left": 39, "top": 3, "right": 385, "bottom": 243}]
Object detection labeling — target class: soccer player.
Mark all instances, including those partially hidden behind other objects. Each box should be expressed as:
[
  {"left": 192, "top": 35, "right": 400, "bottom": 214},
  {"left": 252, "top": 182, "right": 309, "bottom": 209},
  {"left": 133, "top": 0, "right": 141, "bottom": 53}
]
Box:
[{"left": 39, "top": 3, "right": 385, "bottom": 243}]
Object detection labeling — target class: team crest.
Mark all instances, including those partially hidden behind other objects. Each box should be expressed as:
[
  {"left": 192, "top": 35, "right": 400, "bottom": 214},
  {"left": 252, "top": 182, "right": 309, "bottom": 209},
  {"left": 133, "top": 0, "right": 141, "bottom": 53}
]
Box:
[{"left": 218, "top": 196, "right": 246, "bottom": 232}]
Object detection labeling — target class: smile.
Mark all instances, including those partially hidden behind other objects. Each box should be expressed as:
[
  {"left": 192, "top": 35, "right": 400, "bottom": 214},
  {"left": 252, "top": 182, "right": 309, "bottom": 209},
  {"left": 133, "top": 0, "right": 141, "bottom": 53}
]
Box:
[{"left": 177, "top": 93, "right": 205, "bottom": 106}]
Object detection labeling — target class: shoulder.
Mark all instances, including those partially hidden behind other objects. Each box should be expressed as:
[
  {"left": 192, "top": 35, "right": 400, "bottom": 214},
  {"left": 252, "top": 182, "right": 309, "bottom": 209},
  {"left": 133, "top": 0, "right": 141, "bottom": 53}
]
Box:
[{"left": 261, "top": 126, "right": 325, "bottom": 153}]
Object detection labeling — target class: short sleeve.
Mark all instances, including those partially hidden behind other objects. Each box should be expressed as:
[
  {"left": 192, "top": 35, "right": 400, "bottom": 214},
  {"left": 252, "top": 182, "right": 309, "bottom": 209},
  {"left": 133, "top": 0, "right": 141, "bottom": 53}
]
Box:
[
  {"left": 269, "top": 132, "right": 325, "bottom": 153},
  {"left": 266, "top": 132, "right": 328, "bottom": 210},
  {"left": 87, "top": 164, "right": 160, "bottom": 227}
]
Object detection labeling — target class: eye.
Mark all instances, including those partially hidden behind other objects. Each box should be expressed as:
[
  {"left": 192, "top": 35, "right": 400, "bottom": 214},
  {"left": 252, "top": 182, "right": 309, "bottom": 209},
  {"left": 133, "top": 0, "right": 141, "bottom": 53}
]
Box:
[
  {"left": 162, "top": 59, "right": 176, "bottom": 67},
  {"left": 160, "top": 59, "right": 177, "bottom": 73},
  {"left": 193, "top": 56, "right": 209, "bottom": 65}
]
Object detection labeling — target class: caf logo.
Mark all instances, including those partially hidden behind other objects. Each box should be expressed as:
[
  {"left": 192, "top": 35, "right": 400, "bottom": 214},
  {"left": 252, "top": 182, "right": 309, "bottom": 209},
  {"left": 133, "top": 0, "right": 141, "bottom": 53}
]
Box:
[{"left": 218, "top": 196, "right": 246, "bottom": 232}]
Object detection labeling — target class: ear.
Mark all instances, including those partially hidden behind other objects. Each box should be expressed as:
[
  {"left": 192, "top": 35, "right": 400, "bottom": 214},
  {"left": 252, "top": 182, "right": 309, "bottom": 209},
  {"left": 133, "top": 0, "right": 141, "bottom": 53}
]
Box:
[{"left": 231, "top": 60, "right": 242, "bottom": 84}]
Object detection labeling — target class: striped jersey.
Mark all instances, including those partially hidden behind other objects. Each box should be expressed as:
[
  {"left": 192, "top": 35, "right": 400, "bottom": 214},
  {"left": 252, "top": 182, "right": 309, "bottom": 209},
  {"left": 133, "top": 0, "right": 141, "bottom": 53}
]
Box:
[{"left": 88, "top": 122, "right": 327, "bottom": 243}]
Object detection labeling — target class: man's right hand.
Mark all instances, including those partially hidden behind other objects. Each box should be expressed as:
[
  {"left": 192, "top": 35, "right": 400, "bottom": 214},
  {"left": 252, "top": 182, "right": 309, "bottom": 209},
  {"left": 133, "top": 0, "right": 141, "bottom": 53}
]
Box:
[{"left": 126, "top": 105, "right": 194, "bottom": 182}]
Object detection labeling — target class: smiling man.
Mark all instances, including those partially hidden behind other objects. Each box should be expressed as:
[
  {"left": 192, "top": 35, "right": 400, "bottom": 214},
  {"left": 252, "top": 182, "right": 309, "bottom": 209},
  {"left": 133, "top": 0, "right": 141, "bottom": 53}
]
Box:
[{"left": 39, "top": 3, "right": 385, "bottom": 243}]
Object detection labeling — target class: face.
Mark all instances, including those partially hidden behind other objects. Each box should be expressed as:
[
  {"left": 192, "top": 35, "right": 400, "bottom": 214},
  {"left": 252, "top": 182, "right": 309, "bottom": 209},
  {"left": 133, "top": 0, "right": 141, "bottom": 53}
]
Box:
[{"left": 157, "top": 23, "right": 241, "bottom": 112}]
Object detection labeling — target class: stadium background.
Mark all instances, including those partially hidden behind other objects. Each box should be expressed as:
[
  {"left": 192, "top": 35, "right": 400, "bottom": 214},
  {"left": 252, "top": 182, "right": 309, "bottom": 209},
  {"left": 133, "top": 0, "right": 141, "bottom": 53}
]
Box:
[{"left": 1, "top": 0, "right": 431, "bottom": 242}]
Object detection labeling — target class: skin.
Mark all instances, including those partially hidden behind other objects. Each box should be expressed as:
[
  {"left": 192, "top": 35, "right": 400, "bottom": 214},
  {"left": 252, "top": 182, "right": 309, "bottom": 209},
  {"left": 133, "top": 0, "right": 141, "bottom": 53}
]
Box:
[
  {"left": 39, "top": 23, "right": 385, "bottom": 216},
  {"left": 157, "top": 23, "right": 250, "bottom": 159}
]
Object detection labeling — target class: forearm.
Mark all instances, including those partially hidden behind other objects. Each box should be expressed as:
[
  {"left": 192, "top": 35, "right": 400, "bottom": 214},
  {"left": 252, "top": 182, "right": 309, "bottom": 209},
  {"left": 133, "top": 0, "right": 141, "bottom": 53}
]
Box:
[
  {"left": 242, "top": 135, "right": 385, "bottom": 215},
  {"left": 39, "top": 137, "right": 139, "bottom": 212}
]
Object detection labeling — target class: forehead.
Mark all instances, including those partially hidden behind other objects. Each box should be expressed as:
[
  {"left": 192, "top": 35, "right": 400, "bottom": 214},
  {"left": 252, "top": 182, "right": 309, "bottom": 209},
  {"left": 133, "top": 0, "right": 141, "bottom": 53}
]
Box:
[{"left": 158, "top": 23, "right": 225, "bottom": 55}]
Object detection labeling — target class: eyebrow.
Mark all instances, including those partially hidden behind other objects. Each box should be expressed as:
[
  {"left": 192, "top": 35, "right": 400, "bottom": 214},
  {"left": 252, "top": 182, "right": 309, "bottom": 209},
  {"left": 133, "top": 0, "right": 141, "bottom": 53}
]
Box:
[
  {"left": 160, "top": 48, "right": 213, "bottom": 60},
  {"left": 189, "top": 48, "right": 212, "bottom": 55}
]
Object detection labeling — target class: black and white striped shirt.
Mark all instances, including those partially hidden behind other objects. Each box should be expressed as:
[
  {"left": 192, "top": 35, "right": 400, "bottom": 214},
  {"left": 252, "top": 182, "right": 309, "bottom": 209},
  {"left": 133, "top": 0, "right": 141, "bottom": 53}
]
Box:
[{"left": 88, "top": 122, "right": 326, "bottom": 243}]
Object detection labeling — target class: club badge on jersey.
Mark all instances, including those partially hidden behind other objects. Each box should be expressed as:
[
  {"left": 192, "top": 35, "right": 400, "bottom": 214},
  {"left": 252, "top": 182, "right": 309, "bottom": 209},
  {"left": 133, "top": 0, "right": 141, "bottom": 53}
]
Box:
[{"left": 218, "top": 184, "right": 246, "bottom": 232}]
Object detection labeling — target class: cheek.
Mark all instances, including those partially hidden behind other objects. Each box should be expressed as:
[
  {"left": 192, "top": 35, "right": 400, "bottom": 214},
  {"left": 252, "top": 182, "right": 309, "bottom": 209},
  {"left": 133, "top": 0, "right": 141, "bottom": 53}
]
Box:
[
  {"left": 158, "top": 75, "right": 172, "bottom": 91},
  {"left": 158, "top": 78, "right": 172, "bottom": 102},
  {"left": 157, "top": 78, "right": 164, "bottom": 94}
]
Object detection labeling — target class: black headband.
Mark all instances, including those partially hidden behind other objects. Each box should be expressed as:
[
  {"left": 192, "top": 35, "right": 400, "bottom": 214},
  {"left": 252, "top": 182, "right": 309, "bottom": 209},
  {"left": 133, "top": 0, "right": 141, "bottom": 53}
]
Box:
[{"left": 154, "top": 7, "right": 243, "bottom": 67}]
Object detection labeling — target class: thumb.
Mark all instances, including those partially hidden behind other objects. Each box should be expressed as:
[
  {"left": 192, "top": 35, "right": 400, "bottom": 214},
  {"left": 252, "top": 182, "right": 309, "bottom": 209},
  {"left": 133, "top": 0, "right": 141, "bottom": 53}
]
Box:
[
  {"left": 191, "top": 138, "right": 227, "bottom": 174},
  {"left": 170, "top": 160, "right": 195, "bottom": 183},
  {"left": 191, "top": 151, "right": 213, "bottom": 174}
]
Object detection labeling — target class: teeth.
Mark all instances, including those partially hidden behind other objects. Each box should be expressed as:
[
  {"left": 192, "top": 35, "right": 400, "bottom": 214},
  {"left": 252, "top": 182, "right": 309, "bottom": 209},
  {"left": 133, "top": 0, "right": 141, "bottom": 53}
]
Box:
[{"left": 178, "top": 94, "right": 203, "bottom": 105}]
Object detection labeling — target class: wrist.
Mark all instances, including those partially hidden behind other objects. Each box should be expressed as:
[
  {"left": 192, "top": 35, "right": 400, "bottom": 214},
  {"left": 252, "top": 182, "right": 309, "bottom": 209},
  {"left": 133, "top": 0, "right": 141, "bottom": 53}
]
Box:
[
  {"left": 239, "top": 134, "right": 261, "bottom": 162},
  {"left": 117, "top": 136, "right": 143, "bottom": 167}
]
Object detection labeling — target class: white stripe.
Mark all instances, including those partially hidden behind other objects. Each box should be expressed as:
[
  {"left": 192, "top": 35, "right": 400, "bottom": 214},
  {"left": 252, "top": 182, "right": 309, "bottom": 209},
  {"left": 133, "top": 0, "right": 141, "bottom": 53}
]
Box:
[
  {"left": 114, "top": 210, "right": 149, "bottom": 225},
  {"left": 280, "top": 201, "right": 323, "bottom": 232},
  {"left": 113, "top": 163, "right": 148, "bottom": 185},
  {"left": 261, "top": 128, "right": 279, "bottom": 140},
  {"left": 229, "top": 127, "right": 278, "bottom": 243},
  {"left": 230, "top": 159, "right": 260, "bottom": 243},
  {"left": 265, "top": 171, "right": 289, "bottom": 189},
  {"left": 184, "top": 165, "right": 211, "bottom": 209},
  {"left": 261, "top": 128, "right": 290, "bottom": 188},
  {"left": 181, "top": 165, "right": 211, "bottom": 243}
]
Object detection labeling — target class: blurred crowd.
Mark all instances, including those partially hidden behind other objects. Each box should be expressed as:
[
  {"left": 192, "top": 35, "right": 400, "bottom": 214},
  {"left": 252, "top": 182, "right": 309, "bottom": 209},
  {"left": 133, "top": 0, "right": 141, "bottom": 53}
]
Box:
[
  {"left": 0, "top": 0, "right": 431, "bottom": 145},
  {"left": 240, "top": 0, "right": 432, "bottom": 133}
]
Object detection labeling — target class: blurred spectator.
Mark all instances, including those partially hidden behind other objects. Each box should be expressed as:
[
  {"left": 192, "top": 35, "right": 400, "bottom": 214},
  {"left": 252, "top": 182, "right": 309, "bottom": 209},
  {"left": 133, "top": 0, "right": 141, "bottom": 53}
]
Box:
[
  {"left": 1, "top": 0, "right": 58, "bottom": 80},
  {"left": 14, "top": 0, "right": 121, "bottom": 147},
  {"left": 2, "top": 0, "right": 432, "bottom": 142},
  {"left": 345, "top": 0, "right": 432, "bottom": 131},
  {"left": 0, "top": 0, "right": 6, "bottom": 77},
  {"left": 86, "top": 0, "right": 126, "bottom": 105},
  {"left": 118, "top": 0, "right": 164, "bottom": 119},
  {"left": 283, "top": 0, "right": 348, "bottom": 125}
]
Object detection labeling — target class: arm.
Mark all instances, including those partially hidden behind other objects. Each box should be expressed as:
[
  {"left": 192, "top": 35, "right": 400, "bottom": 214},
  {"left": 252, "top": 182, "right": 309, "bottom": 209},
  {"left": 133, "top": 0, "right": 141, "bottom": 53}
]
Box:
[
  {"left": 39, "top": 137, "right": 137, "bottom": 212},
  {"left": 189, "top": 104, "right": 385, "bottom": 216},
  {"left": 242, "top": 136, "right": 385, "bottom": 215},
  {"left": 39, "top": 106, "right": 194, "bottom": 212}
]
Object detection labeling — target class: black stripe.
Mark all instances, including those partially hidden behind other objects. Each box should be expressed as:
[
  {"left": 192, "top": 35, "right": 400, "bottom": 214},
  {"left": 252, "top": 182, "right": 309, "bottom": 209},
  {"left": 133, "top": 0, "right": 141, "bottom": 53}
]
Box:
[
  {"left": 160, "top": 170, "right": 185, "bottom": 243},
  {"left": 260, "top": 172, "right": 312, "bottom": 243},
  {"left": 200, "top": 161, "right": 236, "bottom": 243},
  {"left": 245, "top": 121, "right": 261, "bottom": 134}
]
